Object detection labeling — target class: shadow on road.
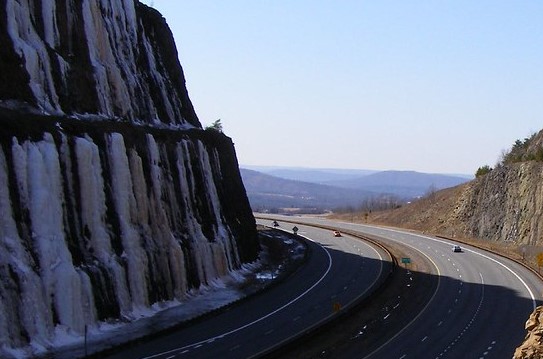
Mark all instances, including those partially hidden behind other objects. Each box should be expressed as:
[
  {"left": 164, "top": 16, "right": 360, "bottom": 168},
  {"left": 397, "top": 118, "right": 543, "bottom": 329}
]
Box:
[{"left": 263, "top": 230, "right": 540, "bottom": 359}]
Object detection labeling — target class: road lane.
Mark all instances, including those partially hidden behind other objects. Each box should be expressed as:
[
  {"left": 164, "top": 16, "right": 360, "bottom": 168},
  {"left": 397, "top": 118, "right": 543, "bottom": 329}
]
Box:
[
  {"left": 102, "top": 222, "right": 389, "bottom": 359},
  {"left": 264, "top": 215, "right": 543, "bottom": 358}
]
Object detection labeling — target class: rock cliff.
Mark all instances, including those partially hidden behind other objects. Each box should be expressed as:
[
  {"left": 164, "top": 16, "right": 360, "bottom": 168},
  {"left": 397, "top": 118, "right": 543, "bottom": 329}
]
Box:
[
  {"left": 0, "top": 0, "right": 198, "bottom": 127},
  {"left": 514, "top": 306, "right": 543, "bottom": 359},
  {"left": 367, "top": 129, "right": 543, "bottom": 358},
  {"left": 0, "top": 0, "right": 258, "bottom": 355},
  {"left": 371, "top": 129, "right": 543, "bottom": 246},
  {"left": 452, "top": 160, "right": 543, "bottom": 245}
]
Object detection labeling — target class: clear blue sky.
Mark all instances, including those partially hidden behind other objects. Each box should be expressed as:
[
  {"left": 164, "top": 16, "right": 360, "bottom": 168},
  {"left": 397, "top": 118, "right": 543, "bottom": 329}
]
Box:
[{"left": 141, "top": 1, "right": 542, "bottom": 175}]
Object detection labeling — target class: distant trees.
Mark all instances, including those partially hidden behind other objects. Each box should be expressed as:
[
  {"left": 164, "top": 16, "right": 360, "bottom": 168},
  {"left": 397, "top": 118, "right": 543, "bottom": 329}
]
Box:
[
  {"left": 424, "top": 184, "right": 438, "bottom": 204},
  {"left": 475, "top": 165, "right": 492, "bottom": 178},
  {"left": 333, "top": 195, "right": 404, "bottom": 213}
]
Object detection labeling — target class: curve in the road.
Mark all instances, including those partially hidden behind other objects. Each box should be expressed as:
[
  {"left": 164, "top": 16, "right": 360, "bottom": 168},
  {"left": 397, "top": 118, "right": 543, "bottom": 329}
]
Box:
[
  {"left": 264, "top": 216, "right": 543, "bottom": 359},
  {"left": 101, "top": 222, "right": 391, "bottom": 359},
  {"left": 140, "top": 232, "right": 334, "bottom": 359}
]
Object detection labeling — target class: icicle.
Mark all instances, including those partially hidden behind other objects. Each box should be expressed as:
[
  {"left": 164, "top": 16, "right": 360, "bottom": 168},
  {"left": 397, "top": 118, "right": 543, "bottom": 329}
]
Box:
[
  {"left": 74, "top": 136, "right": 111, "bottom": 260},
  {"left": 106, "top": 133, "right": 149, "bottom": 309},
  {"left": 5, "top": 0, "right": 61, "bottom": 113}
]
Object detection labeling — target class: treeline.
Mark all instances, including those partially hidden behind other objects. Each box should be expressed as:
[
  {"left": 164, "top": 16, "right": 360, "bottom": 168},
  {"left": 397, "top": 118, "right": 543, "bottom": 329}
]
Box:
[
  {"left": 476, "top": 130, "right": 543, "bottom": 178},
  {"left": 501, "top": 133, "right": 543, "bottom": 164},
  {"left": 333, "top": 195, "right": 404, "bottom": 214}
]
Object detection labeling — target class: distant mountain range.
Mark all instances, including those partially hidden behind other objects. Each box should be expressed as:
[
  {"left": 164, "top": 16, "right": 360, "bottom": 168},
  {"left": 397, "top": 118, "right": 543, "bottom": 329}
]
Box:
[
  {"left": 244, "top": 166, "right": 378, "bottom": 183},
  {"left": 322, "top": 170, "right": 471, "bottom": 198},
  {"left": 240, "top": 166, "right": 472, "bottom": 213}
]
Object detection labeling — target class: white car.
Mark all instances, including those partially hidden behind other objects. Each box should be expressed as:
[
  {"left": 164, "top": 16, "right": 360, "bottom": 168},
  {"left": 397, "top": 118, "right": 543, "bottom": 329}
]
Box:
[{"left": 452, "top": 245, "right": 462, "bottom": 253}]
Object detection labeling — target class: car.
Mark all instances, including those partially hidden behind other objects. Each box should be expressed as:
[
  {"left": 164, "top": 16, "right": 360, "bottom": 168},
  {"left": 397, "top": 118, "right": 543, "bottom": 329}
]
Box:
[
  {"left": 452, "top": 245, "right": 462, "bottom": 252},
  {"left": 333, "top": 231, "right": 342, "bottom": 237}
]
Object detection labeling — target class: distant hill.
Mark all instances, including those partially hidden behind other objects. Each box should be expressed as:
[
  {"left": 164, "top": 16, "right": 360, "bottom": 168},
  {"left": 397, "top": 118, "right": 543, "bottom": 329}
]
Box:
[
  {"left": 361, "top": 128, "right": 543, "bottom": 246},
  {"left": 240, "top": 168, "right": 395, "bottom": 213},
  {"left": 243, "top": 165, "right": 377, "bottom": 183},
  {"left": 323, "top": 170, "right": 471, "bottom": 198},
  {"left": 242, "top": 166, "right": 472, "bottom": 200}
]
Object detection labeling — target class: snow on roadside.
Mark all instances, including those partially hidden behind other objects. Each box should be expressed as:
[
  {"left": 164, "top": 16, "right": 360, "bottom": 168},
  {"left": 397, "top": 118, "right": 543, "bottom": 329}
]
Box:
[{"left": 41, "top": 262, "right": 262, "bottom": 359}]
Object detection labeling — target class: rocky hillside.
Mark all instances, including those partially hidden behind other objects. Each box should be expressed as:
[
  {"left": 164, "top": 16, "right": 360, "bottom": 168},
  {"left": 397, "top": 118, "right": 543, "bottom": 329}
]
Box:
[
  {"left": 369, "top": 129, "right": 543, "bottom": 246},
  {"left": 0, "top": 1, "right": 258, "bottom": 356},
  {"left": 515, "top": 307, "right": 543, "bottom": 359},
  {"left": 0, "top": 0, "right": 198, "bottom": 127},
  {"left": 364, "top": 129, "right": 543, "bottom": 358}
]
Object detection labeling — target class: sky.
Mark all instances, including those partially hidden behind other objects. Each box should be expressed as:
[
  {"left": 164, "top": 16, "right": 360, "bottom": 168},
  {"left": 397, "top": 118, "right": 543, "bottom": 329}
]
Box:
[{"left": 140, "top": 1, "right": 542, "bottom": 175}]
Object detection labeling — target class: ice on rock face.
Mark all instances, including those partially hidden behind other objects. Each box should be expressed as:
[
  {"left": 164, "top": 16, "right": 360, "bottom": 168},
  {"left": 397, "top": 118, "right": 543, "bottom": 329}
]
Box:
[
  {"left": 1, "top": 0, "right": 257, "bottom": 355},
  {"left": 24, "top": 134, "right": 91, "bottom": 334},
  {"left": 5, "top": 0, "right": 61, "bottom": 113},
  {"left": 3, "top": 0, "right": 200, "bottom": 127},
  {"left": 75, "top": 136, "right": 111, "bottom": 260},
  {"left": 0, "top": 147, "right": 52, "bottom": 347},
  {"left": 106, "top": 133, "right": 150, "bottom": 309},
  {"left": 0, "top": 129, "right": 255, "bottom": 353}
]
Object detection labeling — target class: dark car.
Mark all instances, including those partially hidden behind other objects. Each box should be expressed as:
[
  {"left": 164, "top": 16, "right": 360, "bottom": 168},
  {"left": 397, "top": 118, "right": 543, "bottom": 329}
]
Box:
[{"left": 452, "top": 245, "right": 462, "bottom": 252}]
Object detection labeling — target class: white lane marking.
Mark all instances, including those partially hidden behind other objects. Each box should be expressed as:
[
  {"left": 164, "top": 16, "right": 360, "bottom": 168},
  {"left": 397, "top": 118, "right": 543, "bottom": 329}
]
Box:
[
  {"left": 363, "top": 235, "right": 442, "bottom": 358},
  {"left": 435, "top": 273, "right": 485, "bottom": 358},
  {"left": 359, "top": 224, "right": 538, "bottom": 309},
  {"left": 421, "top": 336, "right": 428, "bottom": 342},
  {"left": 143, "top": 226, "right": 378, "bottom": 359}
]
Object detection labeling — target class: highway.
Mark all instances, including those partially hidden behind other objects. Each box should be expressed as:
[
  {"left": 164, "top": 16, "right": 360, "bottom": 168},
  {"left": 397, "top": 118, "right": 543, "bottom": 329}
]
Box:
[
  {"left": 269, "top": 215, "right": 543, "bottom": 359},
  {"left": 102, "top": 222, "right": 391, "bottom": 359}
]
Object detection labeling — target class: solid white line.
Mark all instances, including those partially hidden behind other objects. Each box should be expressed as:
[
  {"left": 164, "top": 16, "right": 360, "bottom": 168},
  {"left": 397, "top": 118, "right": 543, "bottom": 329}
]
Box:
[
  {"left": 361, "top": 225, "right": 538, "bottom": 309},
  {"left": 141, "top": 232, "right": 335, "bottom": 359}
]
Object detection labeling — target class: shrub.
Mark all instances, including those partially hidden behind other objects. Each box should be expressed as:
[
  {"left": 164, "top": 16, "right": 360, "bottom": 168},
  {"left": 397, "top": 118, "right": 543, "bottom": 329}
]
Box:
[
  {"left": 205, "top": 119, "right": 223, "bottom": 133},
  {"left": 475, "top": 165, "right": 492, "bottom": 178}
]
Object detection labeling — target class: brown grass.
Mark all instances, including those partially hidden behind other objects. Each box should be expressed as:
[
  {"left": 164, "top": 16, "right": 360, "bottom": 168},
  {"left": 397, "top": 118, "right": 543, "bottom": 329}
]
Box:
[{"left": 328, "top": 185, "right": 543, "bottom": 276}]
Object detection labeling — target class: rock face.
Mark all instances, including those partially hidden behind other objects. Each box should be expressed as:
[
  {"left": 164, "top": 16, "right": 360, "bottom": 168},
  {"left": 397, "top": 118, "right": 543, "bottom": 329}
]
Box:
[
  {"left": 371, "top": 129, "right": 543, "bottom": 246},
  {"left": 0, "top": 0, "right": 199, "bottom": 127},
  {"left": 453, "top": 159, "right": 543, "bottom": 245},
  {"left": 0, "top": 0, "right": 258, "bottom": 354},
  {"left": 368, "top": 130, "right": 543, "bottom": 357},
  {"left": 514, "top": 306, "right": 543, "bottom": 359}
]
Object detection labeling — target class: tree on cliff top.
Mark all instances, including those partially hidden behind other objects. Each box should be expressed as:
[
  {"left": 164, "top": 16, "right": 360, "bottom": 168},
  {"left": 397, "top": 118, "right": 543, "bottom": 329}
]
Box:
[
  {"left": 206, "top": 119, "right": 223, "bottom": 133},
  {"left": 500, "top": 130, "right": 543, "bottom": 165}
]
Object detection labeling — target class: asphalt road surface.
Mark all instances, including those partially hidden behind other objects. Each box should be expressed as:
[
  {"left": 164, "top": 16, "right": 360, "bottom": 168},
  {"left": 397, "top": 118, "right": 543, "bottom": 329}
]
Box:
[
  {"left": 102, "top": 222, "right": 391, "bottom": 359},
  {"left": 269, "top": 215, "right": 543, "bottom": 359}
]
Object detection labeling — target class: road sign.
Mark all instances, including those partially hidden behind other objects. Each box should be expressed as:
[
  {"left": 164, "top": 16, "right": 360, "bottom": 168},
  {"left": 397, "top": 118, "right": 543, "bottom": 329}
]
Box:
[{"left": 401, "top": 257, "right": 411, "bottom": 264}]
